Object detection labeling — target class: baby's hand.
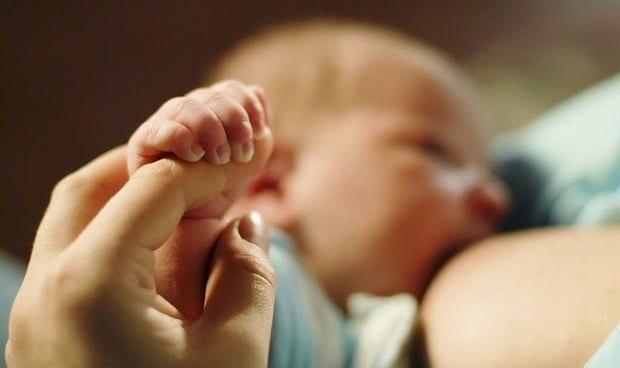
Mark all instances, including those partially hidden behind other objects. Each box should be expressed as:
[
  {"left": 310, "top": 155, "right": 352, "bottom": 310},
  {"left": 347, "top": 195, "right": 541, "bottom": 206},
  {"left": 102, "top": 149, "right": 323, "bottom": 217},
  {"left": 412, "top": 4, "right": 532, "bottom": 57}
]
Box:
[
  {"left": 128, "top": 80, "right": 270, "bottom": 173},
  {"left": 124, "top": 82, "right": 272, "bottom": 319}
]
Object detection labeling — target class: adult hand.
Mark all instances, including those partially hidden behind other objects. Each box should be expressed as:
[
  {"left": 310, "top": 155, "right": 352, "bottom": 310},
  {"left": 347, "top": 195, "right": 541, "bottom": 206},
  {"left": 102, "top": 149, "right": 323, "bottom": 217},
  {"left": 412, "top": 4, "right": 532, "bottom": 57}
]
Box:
[{"left": 5, "top": 146, "right": 276, "bottom": 368}]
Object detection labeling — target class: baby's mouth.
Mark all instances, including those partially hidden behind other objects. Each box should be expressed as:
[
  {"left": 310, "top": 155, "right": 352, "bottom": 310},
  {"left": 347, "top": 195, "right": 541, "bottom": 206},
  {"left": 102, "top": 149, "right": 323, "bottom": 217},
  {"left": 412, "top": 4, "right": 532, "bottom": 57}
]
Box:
[{"left": 420, "top": 237, "right": 478, "bottom": 298}]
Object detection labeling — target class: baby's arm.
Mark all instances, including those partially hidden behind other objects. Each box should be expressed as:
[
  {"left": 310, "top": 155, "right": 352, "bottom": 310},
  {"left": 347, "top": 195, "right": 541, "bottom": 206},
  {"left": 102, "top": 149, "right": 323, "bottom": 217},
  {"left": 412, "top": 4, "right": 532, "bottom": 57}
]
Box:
[{"left": 127, "top": 80, "right": 269, "bottom": 174}]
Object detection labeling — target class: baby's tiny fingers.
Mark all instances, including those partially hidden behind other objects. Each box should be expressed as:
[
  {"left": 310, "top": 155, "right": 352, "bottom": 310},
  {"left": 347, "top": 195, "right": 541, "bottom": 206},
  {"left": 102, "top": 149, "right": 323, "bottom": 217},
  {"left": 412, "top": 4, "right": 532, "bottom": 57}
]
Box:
[
  {"left": 194, "top": 81, "right": 269, "bottom": 140},
  {"left": 128, "top": 119, "right": 203, "bottom": 173},
  {"left": 249, "top": 85, "right": 271, "bottom": 134},
  {"left": 221, "top": 81, "right": 268, "bottom": 139},
  {"left": 219, "top": 82, "right": 268, "bottom": 139},
  {"left": 206, "top": 95, "right": 255, "bottom": 163},
  {"left": 164, "top": 96, "right": 232, "bottom": 166}
]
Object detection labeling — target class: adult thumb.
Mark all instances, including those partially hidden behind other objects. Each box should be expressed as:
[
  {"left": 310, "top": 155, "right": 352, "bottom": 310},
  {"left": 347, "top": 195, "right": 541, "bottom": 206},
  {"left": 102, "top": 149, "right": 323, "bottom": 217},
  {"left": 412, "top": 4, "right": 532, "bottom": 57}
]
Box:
[{"left": 200, "top": 212, "right": 276, "bottom": 365}]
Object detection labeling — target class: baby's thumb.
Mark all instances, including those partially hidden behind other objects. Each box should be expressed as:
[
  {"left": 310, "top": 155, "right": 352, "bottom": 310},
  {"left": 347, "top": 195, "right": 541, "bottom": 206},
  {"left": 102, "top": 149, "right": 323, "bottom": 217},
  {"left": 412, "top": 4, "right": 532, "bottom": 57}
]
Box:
[{"left": 200, "top": 212, "right": 275, "bottom": 365}]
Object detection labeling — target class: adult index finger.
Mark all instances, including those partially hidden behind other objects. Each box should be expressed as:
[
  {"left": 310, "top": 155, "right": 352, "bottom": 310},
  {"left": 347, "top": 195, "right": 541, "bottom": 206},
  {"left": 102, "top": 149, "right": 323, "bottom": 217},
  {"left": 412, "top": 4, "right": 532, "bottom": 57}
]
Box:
[{"left": 70, "top": 130, "right": 272, "bottom": 270}]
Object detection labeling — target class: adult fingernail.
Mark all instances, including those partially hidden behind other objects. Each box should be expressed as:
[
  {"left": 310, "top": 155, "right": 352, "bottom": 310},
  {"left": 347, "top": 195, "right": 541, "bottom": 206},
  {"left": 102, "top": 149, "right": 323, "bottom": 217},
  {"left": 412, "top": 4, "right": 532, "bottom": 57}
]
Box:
[{"left": 238, "top": 211, "right": 269, "bottom": 252}]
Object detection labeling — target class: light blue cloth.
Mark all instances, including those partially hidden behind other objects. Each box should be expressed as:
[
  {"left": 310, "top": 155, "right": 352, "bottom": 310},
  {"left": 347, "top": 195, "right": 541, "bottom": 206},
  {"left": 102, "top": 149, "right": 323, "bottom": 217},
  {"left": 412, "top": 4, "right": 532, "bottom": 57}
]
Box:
[
  {"left": 495, "top": 73, "right": 620, "bottom": 230},
  {"left": 585, "top": 324, "right": 620, "bottom": 367},
  {"left": 268, "top": 230, "right": 356, "bottom": 368},
  {"left": 0, "top": 250, "right": 25, "bottom": 368}
]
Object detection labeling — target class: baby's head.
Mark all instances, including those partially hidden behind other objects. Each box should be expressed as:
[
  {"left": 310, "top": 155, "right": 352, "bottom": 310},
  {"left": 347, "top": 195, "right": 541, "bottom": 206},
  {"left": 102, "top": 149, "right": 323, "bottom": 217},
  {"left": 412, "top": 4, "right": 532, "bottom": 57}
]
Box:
[{"left": 207, "top": 19, "right": 509, "bottom": 305}]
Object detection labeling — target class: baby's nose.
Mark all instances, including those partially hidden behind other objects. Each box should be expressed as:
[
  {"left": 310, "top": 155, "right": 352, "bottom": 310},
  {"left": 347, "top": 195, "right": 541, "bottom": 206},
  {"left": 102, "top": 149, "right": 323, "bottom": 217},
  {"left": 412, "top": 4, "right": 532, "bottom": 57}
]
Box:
[{"left": 465, "top": 177, "right": 510, "bottom": 228}]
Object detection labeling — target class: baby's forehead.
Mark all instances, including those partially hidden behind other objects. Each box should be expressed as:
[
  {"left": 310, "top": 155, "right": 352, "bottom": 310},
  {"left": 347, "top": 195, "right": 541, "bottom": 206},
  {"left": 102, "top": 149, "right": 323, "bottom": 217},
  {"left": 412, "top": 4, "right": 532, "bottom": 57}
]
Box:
[
  {"left": 335, "top": 44, "right": 474, "bottom": 116},
  {"left": 328, "top": 43, "right": 490, "bottom": 155}
]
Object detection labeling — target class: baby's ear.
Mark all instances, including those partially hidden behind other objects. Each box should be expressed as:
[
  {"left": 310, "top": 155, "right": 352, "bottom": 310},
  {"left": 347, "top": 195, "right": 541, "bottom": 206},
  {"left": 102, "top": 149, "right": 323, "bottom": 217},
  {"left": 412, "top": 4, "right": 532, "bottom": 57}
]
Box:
[
  {"left": 246, "top": 146, "right": 292, "bottom": 195},
  {"left": 229, "top": 147, "right": 297, "bottom": 229}
]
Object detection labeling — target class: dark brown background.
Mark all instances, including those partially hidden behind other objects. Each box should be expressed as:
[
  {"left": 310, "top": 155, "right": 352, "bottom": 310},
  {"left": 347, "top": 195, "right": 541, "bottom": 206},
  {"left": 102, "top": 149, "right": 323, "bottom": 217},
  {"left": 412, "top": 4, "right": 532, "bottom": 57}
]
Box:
[{"left": 1, "top": 0, "right": 619, "bottom": 262}]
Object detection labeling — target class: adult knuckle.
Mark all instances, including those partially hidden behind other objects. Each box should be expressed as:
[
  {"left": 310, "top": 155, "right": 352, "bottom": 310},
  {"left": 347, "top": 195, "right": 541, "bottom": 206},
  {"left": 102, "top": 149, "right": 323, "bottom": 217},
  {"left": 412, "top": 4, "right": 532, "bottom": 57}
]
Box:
[
  {"left": 231, "top": 252, "right": 277, "bottom": 290},
  {"left": 52, "top": 166, "right": 118, "bottom": 207},
  {"left": 46, "top": 259, "right": 78, "bottom": 293},
  {"left": 51, "top": 172, "right": 91, "bottom": 203},
  {"left": 50, "top": 257, "right": 116, "bottom": 314},
  {"left": 44, "top": 261, "right": 93, "bottom": 310}
]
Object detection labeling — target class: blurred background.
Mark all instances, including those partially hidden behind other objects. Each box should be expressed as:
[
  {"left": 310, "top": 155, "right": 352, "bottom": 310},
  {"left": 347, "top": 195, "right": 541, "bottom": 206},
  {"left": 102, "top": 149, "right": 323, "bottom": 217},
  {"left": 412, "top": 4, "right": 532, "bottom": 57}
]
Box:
[{"left": 1, "top": 0, "right": 619, "bottom": 262}]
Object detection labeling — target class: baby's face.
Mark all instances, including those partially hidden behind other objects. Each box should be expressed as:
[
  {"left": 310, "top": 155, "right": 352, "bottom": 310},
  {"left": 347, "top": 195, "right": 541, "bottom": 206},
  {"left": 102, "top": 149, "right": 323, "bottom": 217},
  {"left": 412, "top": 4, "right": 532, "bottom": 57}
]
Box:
[{"left": 287, "top": 45, "right": 509, "bottom": 303}]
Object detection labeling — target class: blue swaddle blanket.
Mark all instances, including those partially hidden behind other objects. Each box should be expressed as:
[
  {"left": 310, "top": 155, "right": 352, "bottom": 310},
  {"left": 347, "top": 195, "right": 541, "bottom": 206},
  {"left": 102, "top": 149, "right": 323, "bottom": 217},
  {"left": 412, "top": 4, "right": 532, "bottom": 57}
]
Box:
[
  {"left": 268, "top": 230, "right": 356, "bottom": 367},
  {"left": 495, "top": 73, "right": 620, "bottom": 230}
]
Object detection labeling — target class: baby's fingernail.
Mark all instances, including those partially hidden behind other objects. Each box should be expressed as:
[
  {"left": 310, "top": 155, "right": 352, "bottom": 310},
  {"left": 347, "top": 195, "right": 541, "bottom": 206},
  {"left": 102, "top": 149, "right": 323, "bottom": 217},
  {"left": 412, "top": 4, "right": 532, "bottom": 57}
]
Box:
[
  {"left": 215, "top": 144, "right": 231, "bottom": 165},
  {"left": 252, "top": 86, "right": 272, "bottom": 128},
  {"left": 254, "top": 123, "right": 269, "bottom": 140},
  {"left": 232, "top": 140, "right": 254, "bottom": 163},
  {"left": 190, "top": 142, "right": 205, "bottom": 161},
  {"left": 254, "top": 111, "right": 269, "bottom": 139},
  {"left": 238, "top": 211, "right": 270, "bottom": 252},
  {"left": 253, "top": 102, "right": 269, "bottom": 140}
]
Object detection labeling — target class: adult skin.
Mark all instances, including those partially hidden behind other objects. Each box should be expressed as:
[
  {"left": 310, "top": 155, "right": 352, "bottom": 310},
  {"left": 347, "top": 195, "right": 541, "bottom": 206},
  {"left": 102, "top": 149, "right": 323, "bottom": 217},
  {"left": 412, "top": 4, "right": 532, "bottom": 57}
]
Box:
[
  {"left": 418, "top": 226, "right": 620, "bottom": 367},
  {"left": 5, "top": 142, "right": 275, "bottom": 367}
]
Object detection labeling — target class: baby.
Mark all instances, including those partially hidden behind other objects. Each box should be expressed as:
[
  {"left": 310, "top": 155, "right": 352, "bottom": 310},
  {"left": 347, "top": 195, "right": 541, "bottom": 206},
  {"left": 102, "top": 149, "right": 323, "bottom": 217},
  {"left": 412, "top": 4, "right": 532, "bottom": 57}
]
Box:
[
  {"left": 205, "top": 19, "right": 510, "bottom": 304},
  {"left": 127, "top": 19, "right": 510, "bottom": 367}
]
